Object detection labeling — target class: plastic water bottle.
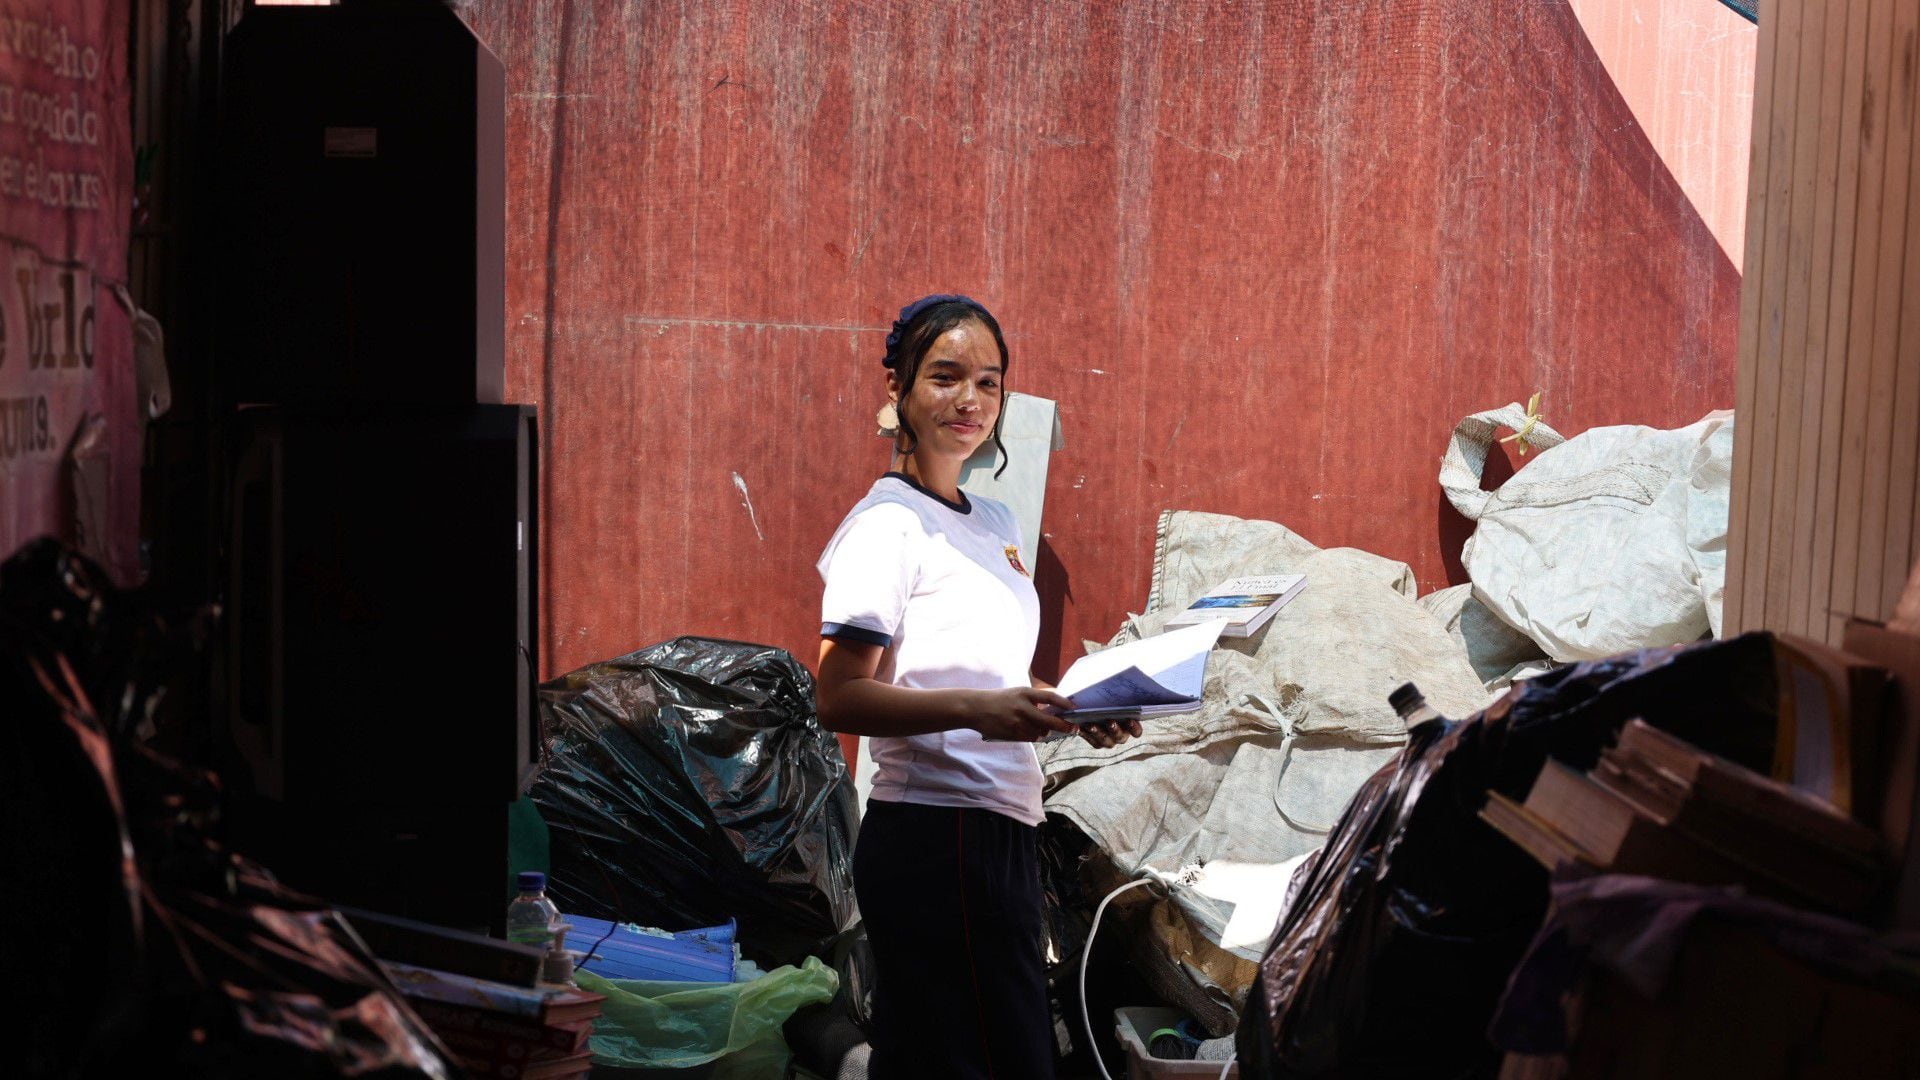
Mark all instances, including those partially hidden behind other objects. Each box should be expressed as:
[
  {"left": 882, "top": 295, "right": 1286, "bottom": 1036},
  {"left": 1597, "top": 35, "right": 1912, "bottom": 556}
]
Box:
[
  {"left": 1388, "top": 682, "right": 1445, "bottom": 732},
  {"left": 506, "top": 871, "right": 561, "bottom": 949}
]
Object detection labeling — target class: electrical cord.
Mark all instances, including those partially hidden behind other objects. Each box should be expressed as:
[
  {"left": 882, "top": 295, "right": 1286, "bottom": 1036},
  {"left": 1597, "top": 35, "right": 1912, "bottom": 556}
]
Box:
[
  {"left": 1078, "top": 866, "right": 1238, "bottom": 1080},
  {"left": 1080, "top": 876, "right": 1153, "bottom": 1080}
]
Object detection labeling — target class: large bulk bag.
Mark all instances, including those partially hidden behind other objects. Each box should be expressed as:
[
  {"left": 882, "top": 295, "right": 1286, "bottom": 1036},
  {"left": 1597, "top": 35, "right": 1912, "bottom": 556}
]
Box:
[{"left": 1441, "top": 402, "right": 1734, "bottom": 662}]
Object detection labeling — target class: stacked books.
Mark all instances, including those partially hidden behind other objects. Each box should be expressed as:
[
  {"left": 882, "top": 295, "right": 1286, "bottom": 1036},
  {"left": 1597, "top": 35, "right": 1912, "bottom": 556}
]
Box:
[
  {"left": 384, "top": 961, "right": 605, "bottom": 1080},
  {"left": 1482, "top": 719, "right": 1886, "bottom": 916}
]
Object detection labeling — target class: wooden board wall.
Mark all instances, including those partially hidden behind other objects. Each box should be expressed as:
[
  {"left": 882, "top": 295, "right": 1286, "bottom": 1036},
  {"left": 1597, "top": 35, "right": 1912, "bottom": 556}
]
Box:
[{"left": 1727, "top": 0, "right": 1920, "bottom": 642}]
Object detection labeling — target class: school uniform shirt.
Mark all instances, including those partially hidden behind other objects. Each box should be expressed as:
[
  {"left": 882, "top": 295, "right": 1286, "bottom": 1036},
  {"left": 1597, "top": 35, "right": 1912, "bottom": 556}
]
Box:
[{"left": 817, "top": 472, "right": 1045, "bottom": 826}]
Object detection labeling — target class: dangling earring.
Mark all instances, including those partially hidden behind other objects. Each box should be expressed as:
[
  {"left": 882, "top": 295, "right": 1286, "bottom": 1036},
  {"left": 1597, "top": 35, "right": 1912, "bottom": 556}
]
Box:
[{"left": 875, "top": 401, "right": 901, "bottom": 438}]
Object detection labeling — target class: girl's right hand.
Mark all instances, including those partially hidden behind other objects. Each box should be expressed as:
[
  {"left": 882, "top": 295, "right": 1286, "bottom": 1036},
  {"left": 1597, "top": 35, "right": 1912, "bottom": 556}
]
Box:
[{"left": 971, "top": 686, "right": 1079, "bottom": 742}]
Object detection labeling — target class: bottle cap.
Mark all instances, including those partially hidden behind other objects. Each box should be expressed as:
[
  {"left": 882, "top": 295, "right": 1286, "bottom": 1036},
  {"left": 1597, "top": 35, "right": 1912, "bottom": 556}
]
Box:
[
  {"left": 1387, "top": 682, "right": 1423, "bottom": 717},
  {"left": 516, "top": 870, "right": 547, "bottom": 892}
]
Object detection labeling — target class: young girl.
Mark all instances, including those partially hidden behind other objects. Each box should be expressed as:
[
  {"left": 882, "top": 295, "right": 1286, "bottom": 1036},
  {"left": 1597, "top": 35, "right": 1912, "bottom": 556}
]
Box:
[{"left": 815, "top": 295, "right": 1138, "bottom": 1079}]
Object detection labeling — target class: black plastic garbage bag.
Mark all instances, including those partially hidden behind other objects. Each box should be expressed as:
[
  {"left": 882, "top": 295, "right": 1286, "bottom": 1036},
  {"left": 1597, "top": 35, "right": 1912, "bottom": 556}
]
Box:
[
  {"left": 530, "top": 636, "right": 859, "bottom": 968},
  {"left": 782, "top": 921, "right": 877, "bottom": 1078},
  {"left": 1236, "top": 633, "right": 1780, "bottom": 1079},
  {"left": 1, "top": 539, "right": 457, "bottom": 1080}
]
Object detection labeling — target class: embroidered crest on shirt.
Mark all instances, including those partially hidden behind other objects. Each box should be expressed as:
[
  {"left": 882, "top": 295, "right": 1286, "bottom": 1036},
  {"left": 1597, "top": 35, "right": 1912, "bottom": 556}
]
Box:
[{"left": 1004, "top": 544, "right": 1030, "bottom": 577}]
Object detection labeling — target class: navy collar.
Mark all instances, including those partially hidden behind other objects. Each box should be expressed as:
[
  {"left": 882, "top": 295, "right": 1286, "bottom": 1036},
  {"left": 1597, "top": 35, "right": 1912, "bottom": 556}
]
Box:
[{"left": 884, "top": 471, "right": 971, "bottom": 514}]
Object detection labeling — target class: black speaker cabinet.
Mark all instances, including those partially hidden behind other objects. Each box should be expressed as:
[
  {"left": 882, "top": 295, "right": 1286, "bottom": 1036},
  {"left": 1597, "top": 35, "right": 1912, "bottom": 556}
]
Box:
[
  {"left": 224, "top": 404, "right": 538, "bottom": 809},
  {"left": 218, "top": 1, "right": 505, "bottom": 405}
]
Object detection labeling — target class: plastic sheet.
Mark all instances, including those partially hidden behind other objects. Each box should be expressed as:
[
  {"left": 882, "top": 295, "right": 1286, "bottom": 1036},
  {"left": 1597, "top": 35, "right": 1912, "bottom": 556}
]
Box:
[
  {"left": 1237, "top": 632, "right": 1780, "bottom": 1079},
  {"left": 530, "top": 636, "right": 859, "bottom": 969},
  {"left": 0, "top": 539, "right": 457, "bottom": 1080},
  {"left": 579, "top": 955, "right": 838, "bottom": 1076}
]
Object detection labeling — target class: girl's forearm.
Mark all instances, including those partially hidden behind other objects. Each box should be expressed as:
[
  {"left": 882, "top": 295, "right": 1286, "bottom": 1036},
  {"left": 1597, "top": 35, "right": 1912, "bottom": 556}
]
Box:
[{"left": 817, "top": 677, "right": 981, "bottom": 737}]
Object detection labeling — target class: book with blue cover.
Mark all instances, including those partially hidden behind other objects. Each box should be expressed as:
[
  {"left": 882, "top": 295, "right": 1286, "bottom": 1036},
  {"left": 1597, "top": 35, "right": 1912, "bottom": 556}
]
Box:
[{"left": 1163, "top": 574, "right": 1307, "bottom": 638}]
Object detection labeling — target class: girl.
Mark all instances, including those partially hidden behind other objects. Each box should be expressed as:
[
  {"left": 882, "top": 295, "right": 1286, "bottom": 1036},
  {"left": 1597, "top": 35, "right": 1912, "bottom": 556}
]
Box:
[{"left": 815, "top": 295, "right": 1138, "bottom": 1079}]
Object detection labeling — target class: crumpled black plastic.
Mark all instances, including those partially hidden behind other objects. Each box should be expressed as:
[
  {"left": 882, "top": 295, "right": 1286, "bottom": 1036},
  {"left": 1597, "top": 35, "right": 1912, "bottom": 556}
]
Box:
[
  {"left": 1, "top": 538, "right": 457, "bottom": 1080},
  {"left": 530, "top": 636, "right": 859, "bottom": 969},
  {"left": 1236, "top": 632, "right": 1780, "bottom": 1079}
]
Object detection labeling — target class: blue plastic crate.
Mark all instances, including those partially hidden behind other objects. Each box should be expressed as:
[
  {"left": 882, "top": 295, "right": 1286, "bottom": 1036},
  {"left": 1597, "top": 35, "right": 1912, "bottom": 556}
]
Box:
[{"left": 569, "top": 917, "right": 737, "bottom": 982}]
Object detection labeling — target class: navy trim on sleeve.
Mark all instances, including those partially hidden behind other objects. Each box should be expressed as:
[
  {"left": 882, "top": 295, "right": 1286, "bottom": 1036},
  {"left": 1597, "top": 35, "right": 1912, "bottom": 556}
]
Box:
[{"left": 822, "top": 622, "right": 893, "bottom": 648}]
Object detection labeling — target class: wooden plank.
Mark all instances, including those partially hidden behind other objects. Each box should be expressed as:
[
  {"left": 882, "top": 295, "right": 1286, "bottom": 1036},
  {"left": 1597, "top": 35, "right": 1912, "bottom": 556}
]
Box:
[
  {"left": 1813, "top": 0, "right": 1879, "bottom": 644},
  {"left": 1728, "top": 0, "right": 1788, "bottom": 635},
  {"left": 1901, "top": 24, "right": 1920, "bottom": 617},
  {"left": 1729, "top": 0, "right": 1795, "bottom": 634},
  {"left": 1787, "top": 0, "right": 1852, "bottom": 640},
  {"left": 1859, "top": 0, "right": 1920, "bottom": 620},
  {"left": 1744, "top": 0, "right": 1809, "bottom": 632},
  {"left": 1888, "top": 8, "right": 1920, "bottom": 617},
  {"left": 1831, "top": 0, "right": 1900, "bottom": 630},
  {"left": 1769, "top": 0, "right": 1833, "bottom": 636}
]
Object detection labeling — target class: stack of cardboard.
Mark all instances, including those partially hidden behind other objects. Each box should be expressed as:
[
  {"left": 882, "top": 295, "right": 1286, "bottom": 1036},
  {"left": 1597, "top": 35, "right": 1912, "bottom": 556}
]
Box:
[
  {"left": 1483, "top": 719, "right": 1885, "bottom": 916},
  {"left": 384, "top": 961, "right": 604, "bottom": 1079}
]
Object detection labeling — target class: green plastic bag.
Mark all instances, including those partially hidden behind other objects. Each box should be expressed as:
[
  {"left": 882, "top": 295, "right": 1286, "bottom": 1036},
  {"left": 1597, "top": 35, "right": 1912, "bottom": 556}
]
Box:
[{"left": 580, "top": 956, "right": 838, "bottom": 1078}]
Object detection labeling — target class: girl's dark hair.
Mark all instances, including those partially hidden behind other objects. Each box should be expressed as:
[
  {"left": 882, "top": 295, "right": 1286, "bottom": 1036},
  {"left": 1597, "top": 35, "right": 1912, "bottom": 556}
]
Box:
[{"left": 885, "top": 299, "right": 1011, "bottom": 479}]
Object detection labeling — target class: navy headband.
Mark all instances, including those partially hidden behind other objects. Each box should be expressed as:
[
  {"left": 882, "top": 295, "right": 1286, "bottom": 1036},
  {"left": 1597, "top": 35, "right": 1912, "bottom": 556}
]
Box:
[{"left": 881, "top": 293, "right": 991, "bottom": 368}]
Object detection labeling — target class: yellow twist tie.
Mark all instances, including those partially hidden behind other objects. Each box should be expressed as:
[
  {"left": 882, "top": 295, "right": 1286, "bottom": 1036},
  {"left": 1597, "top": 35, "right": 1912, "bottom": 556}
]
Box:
[{"left": 1499, "top": 392, "right": 1545, "bottom": 457}]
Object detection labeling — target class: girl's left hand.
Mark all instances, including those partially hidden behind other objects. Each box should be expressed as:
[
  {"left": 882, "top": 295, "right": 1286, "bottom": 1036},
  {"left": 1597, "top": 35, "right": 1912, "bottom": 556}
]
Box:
[{"left": 1077, "top": 717, "right": 1142, "bottom": 749}]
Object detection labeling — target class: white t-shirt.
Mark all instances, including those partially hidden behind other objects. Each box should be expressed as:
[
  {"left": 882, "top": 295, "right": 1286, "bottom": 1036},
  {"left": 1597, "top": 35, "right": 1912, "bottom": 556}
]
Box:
[{"left": 816, "top": 473, "right": 1045, "bottom": 826}]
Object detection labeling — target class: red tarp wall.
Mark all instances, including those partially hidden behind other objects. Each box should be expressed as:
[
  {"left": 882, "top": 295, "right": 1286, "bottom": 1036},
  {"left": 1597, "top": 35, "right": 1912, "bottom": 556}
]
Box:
[{"left": 464, "top": 0, "right": 1741, "bottom": 697}]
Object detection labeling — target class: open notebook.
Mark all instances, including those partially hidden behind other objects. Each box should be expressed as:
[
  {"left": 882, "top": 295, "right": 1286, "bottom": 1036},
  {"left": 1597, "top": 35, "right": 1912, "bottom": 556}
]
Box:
[{"left": 1054, "top": 620, "right": 1225, "bottom": 719}]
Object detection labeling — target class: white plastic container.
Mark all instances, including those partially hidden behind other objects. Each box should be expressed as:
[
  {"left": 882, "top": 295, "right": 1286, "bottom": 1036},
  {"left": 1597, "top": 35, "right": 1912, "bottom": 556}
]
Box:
[{"left": 1112, "top": 1007, "right": 1239, "bottom": 1080}]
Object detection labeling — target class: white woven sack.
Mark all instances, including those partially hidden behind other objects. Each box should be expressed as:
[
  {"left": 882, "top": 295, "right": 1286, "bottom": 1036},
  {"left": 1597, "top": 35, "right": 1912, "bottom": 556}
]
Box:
[{"left": 1441, "top": 404, "right": 1734, "bottom": 662}]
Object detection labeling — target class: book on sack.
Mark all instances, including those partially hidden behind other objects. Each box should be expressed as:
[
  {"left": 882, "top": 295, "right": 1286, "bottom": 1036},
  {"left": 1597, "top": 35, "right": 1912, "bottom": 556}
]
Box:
[{"left": 1163, "top": 574, "right": 1306, "bottom": 638}]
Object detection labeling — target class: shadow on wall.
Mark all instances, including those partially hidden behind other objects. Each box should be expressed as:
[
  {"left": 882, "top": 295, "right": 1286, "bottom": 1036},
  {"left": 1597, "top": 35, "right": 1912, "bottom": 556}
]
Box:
[
  {"left": 1438, "top": 440, "right": 1518, "bottom": 587},
  {"left": 1034, "top": 536, "right": 1072, "bottom": 685}
]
